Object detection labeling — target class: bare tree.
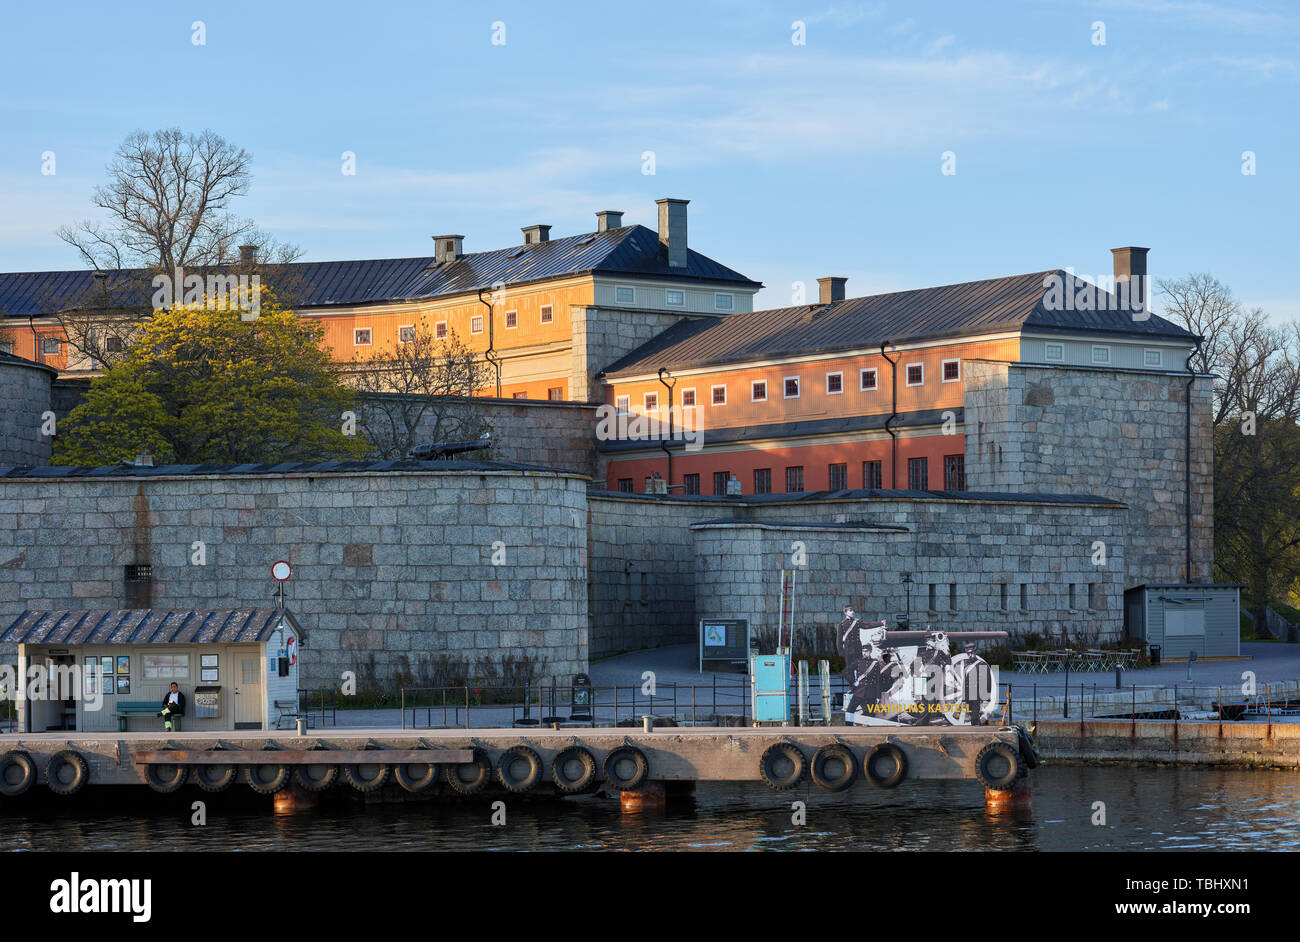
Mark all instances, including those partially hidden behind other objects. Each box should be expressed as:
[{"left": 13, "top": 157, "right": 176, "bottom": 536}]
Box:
[{"left": 348, "top": 326, "right": 493, "bottom": 459}]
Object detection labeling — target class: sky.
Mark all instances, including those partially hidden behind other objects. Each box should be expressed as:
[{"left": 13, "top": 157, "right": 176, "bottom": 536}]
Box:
[{"left": 0, "top": 0, "right": 1296, "bottom": 318}]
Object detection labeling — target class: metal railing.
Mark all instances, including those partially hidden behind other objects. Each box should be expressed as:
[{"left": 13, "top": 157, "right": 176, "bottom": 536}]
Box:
[
  {"left": 296, "top": 687, "right": 339, "bottom": 728},
  {"left": 1003, "top": 680, "right": 1300, "bottom": 729}
]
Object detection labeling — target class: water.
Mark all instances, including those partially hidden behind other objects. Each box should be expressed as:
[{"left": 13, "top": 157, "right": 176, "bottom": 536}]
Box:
[{"left": 4, "top": 766, "right": 1298, "bottom": 851}]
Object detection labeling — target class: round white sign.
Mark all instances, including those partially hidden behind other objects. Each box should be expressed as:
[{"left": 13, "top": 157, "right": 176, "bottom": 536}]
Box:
[{"left": 271, "top": 560, "right": 292, "bottom": 582}]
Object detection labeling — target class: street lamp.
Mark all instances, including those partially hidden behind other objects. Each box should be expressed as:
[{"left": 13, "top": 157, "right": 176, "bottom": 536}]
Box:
[{"left": 901, "top": 573, "right": 914, "bottom": 627}]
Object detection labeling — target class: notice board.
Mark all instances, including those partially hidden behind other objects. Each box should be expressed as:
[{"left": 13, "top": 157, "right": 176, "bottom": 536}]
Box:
[{"left": 699, "top": 618, "right": 750, "bottom": 671}]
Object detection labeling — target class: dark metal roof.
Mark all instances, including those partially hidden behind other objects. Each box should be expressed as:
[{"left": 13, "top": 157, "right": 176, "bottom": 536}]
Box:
[
  {"left": 0, "top": 608, "right": 301, "bottom": 645},
  {"left": 589, "top": 486, "right": 1126, "bottom": 507},
  {"left": 0, "top": 350, "right": 57, "bottom": 374},
  {"left": 0, "top": 226, "right": 759, "bottom": 318},
  {"left": 602, "top": 270, "right": 1197, "bottom": 378},
  {"left": 0, "top": 458, "right": 581, "bottom": 479}
]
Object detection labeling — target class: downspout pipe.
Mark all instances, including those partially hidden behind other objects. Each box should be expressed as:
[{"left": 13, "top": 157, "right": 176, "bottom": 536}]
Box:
[
  {"left": 880, "top": 341, "right": 899, "bottom": 488},
  {"left": 477, "top": 287, "right": 502, "bottom": 398},
  {"left": 1184, "top": 340, "right": 1201, "bottom": 584},
  {"left": 657, "top": 367, "right": 675, "bottom": 489}
]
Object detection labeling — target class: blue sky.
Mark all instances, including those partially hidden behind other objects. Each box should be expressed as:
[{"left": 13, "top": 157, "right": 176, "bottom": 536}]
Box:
[{"left": 0, "top": 0, "right": 1295, "bottom": 317}]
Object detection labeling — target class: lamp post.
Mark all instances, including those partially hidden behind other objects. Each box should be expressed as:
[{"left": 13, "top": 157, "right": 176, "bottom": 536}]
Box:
[{"left": 901, "top": 573, "right": 914, "bottom": 627}]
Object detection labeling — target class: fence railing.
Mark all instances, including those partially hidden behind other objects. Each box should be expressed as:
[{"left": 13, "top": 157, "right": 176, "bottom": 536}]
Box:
[
  {"left": 296, "top": 687, "right": 339, "bottom": 728},
  {"left": 1003, "top": 680, "right": 1300, "bottom": 728}
]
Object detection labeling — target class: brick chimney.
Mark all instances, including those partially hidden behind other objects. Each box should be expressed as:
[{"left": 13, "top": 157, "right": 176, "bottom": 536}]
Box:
[
  {"left": 818, "top": 276, "right": 847, "bottom": 304},
  {"left": 239, "top": 244, "right": 258, "bottom": 263},
  {"left": 655, "top": 198, "right": 689, "bottom": 268},
  {"left": 521, "top": 225, "right": 551, "bottom": 245},
  {"left": 595, "top": 210, "right": 623, "bottom": 232},
  {"left": 433, "top": 235, "right": 465, "bottom": 264},
  {"left": 1111, "top": 246, "right": 1150, "bottom": 314}
]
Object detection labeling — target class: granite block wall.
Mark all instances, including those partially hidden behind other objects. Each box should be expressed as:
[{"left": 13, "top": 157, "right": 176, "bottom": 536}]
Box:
[{"left": 0, "top": 357, "right": 55, "bottom": 467}]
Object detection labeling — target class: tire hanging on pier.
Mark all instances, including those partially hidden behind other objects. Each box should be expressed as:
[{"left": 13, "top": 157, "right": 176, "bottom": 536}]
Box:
[
  {"left": 0, "top": 750, "right": 37, "bottom": 797},
  {"left": 46, "top": 750, "right": 89, "bottom": 796},
  {"left": 759, "top": 742, "right": 806, "bottom": 790},
  {"left": 974, "top": 742, "right": 1021, "bottom": 790},
  {"left": 602, "top": 746, "right": 649, "bottom": 791},
  {"left": 244, "top": 755, "right": 291, "bottom": 795},
  {"left": 145, "top": 760, "right": 189, "bottom": 794},
  {"left": 551, "top": 746, "right": 598, "bottom": 794},
  {"left": 1015, "top": 726, "right": 1040, "bottom": 770},
  {"left": 193, "top": 762, "right": 238, "bottom": 793},
  {"left": 810, "top": 744, "right": 857, "bottom": 792},
  {"left": 343, "top": 753, "right": 391, "bottom": 793},
  {"left": 444, "top": 748, "right": 492, "bottom": 795},
  {"left": 393, "top": 758, "right": 439, "bottom": 794},
  {"left": 496, "top": 746, "right": 543, "bottom": 793},
  {"left": 863, "top": 743, "right": 907, "bottom": 789}
]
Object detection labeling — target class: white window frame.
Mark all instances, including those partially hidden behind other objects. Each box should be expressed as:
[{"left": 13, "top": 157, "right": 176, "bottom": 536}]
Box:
[
  {"left": 1091, "top": 344, "right": 1111, "bottom": 364},
  {"left": 860, "top": 367, "right": 878, "bottom": 391},
  {"left": 41, "top": 338, "right": 62, "bottom": 355},
  {"left": 353, "top": 328, "right": 372, "bottom": 346},
  {"left": 714, "top": 293, "right": 734, "bottom": 311},
  {"left": 783, "top": 376, "right": 800, "bottom": 399},
  {"left": 1143, "top": 348, "right": 1163, "bottom": 367},
  {"left": 666, "top": 289, "right": 685, "bottom": 306},
  {"left": 435, "top": 320, "right": 448, "bottom": 339},
  {"left": 643, "top": 392, "right": 659, "bottom": 412},
  {"left": 751, "top": 380, "right": 768, "bottom": 402},
  {"left": 0, "top": 340, "right": 13, "bottom": 354},
  {"left": 615, "top": 285, "right": 635, "bottom": 304},
  {"left": 504, "top": 310, "right": 518, "bottom": 329},
  {"left": 398, "top": 325, "right": 416, "bottom": 344},
  {"left": 711, "top": 384, "right": 727, "bottom": 406},
  {"left": 941, "top": 359, "right": 960, "bottom": 383},
  {"left": 826, "top": 371, "right": 844, "bottom": 395},
  {"left": 1044, "top": 342, "right": 1064, "bottom": 362},
  {"left": 615, "top": 395, "right": 630, "bottom": 416},
  {"left": 540, "top": 305, "right": 554, "bottom": 324},
  {"left": 681, "top": 387, "right": 696, "bottom": 409},
  {"left": 905, "top": 362, "right": 924, "bottom": 387},
  {"left": 470, "top": 316, "right": 484, "bottom": 335}
]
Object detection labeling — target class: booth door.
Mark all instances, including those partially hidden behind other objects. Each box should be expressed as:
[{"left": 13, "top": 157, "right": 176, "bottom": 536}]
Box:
[{"left": 234, "top": 655, "right": 264, "bottom": 727}]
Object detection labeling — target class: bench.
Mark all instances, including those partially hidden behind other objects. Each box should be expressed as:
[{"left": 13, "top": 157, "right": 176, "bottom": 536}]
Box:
[
  {"left": 116, "top": 701, "right": 163, "bottom": 732},
  {"left": 274, "top": 700, "right": 304, "bottom": 730}
]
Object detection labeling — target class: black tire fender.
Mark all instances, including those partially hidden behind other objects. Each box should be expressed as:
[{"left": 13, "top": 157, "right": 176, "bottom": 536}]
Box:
[
  {"left": 393, "top": 760, "right": 439, "bottom": 794},
  {"left": 243, "top": 759, "right": 291, "bottom": 795},
  {"left": 602, "top": 746, "right": 649, "bottom": 791},
  {"left": 976, "top": 742, "right": 1021, "bottom": 790},
  {"left": 759, "top": 742, "right": 806, "bottom": 790},
  {"left": 551, "top": 746, "right": 598, "bottom": 794},
  {"left": 193, "top": 762, "right": 238, "bottom": 793},
  {"left": 144, "top": 761, "right": 188, "bottom": 794},
  {"left": 863, "top": 742, "right": 908, "bottom": 788},
  {"left": 1016, "top": 727, "right": 1040, "bottom": 770},
  {"left": 343, "top": 756, "right": 391, "bottom": 793},
  {"left": 443, "top": 748, "right": 492, "bottom": 795},
  {"left": 496, "top": 746, "right": 543, "bottom": 793},
  {"left": 810, "top": 744, "right": 857, "bottom": 792},
  {"left": 0, "top": 750, "right": 37, "bottom": 797},
  {"left": 46, "top": 750, "right": 90, "bottom": 796}
]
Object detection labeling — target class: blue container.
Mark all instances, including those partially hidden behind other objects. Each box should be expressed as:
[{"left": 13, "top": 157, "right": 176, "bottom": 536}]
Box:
[{"left": 751, "top": 655, "right": 790, "bottom": 723}]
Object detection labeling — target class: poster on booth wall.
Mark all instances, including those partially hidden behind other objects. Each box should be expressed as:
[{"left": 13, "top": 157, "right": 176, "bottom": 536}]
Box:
[{"left": 835, "top": 607, "right": 1000, "bottom": 727}]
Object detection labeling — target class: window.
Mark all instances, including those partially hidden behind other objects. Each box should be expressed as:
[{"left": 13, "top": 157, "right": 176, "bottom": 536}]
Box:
[
  {"left": 0, "top": 340, "right": 13, "bottom": 354},
  {"left": 905, "top": 363, "right": 924, "bottom": 386},
  {"left": 784, "top": 377, "right": 800, "bottom": 399},
  {"left": 1000, "top": 584, "right": 1009, "bottom": 611},
  {"left": 353, "top": 328, "right": 372, "bottom": 346},
  {"left": 41, "top": 338, "right": 62, "bottom": 355},
  {"left": 1019, "top": 584, "right": 1029, "bottom": 612},
  {"left": 1087, "top": 583, "right": 1100, "bottom": 611},
  {"left": 1144, "top": 348, "right": 1162, "bottom": 367},
  {"left": 713, "top": 471, "right": 730, "bottom": 496},
  {"left": 683, "top": 473, "right": 700, "bottom": 495},
  {"left": 398, "top": 325, "right": 416, "bottom": 343},
  {"left": 681, "top": 388, "right": 696, "bottom": 408},
  {"left": 512, "top": 392, "right": 528, "bottom": 399},
  {"left": 617, "top": 478, "right": 634, "bottom": 493},
  {"left": 860, "top": 368, "right": 878, "bottom": 391},
  {"left": 540, "top": 305, "right": 554, "bottom": 324},
  {"left": 751, "top": 381, "right": 767, "bottom": 402},
  {"left": 828, "top": 463, "right": 847, "bottom": 490},
  {"left": 548, "top": 387, "right": 563, "bottom": 401},
  {"left": 1045, "top": 342, "right": 1064, "bottom": 361},
  {"left": 711, "top": 385, "right": 726, "bottom": 406},
  {"left": 1091, "top": 345, "right": 1111, "bottom": 364},
  {"left": 504, "top": 310, "right": 518, "bottom": 329},
  {"left": 105, "top": 336, "right": 124, "bottom": 353},
  {"left": 1165, "top": 603, "right": 1206, "bottom": 637},
  {"left": 753, "top": 468, "right": 772, "bottom": 494},
  {"left": 908, "top": 457, "right": 928, "bottom": 490},
  {"left": 615, "top": 286, "right": 635, "bottom": 304},
  {"left": 666, "top": 289, "right": 684, "bottom": 306},
  {"left": 942, "top": 359, "right": 960, "bottom": 383},
  {"left": 715, "top": 293, "right": 734, "bottom": 311},
  {"left": 470, "top": 316, "right": 484, "bottom": 334},
  {"left": 435, "top": 320, "right": 448, "bottom": 339},
  {"left": 928, "top": 584, "right": 938, "bottom": 612},
  {"left": 615, "top": 396, "right": 630, "bottom": 415},
  {"left": 1068, "top": 584, "right": 1078, "bottom": 611},
  {"left": 949, "top": 584, "right": 958, "bottom": 612},
  {"left": 826, "top": 372, "right": 843, "bottom": 394},
  {"left": 785, "top": 466, "right": 804, "bottom": 493},
  {"left": 863, "top": 460, "right": 882, "bottom": 489},
  {"left": 644, "top": 392, "right": 658, "bottom": 412},
  {"left": 142, "top": 654, "right": 189, "bottom": 680},
  {"left": 943, "top": 454, "right": 966, "bottom": 490}
]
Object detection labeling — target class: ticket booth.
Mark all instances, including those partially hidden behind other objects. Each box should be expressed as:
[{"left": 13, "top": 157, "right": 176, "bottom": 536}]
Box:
[{"left": 0, "top": 608, "right": 305, "bottom": 733}]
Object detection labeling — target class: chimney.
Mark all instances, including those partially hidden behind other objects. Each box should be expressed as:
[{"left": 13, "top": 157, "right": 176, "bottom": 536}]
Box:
[
  {"left": 818, "top": 276, "right": 847, "bottom": 304},
  {"left": 521, "top": 225, "right": 551, "bottom": 245},
  {"left": 239, "top": 244, "right": 258, "bottom": 263},
  {"left": 433, "top": 235, "right": 465, "bottom": 264},
  {"left": 1111, "top": 246, "right": 1150, "bottom": 314},
  {"left": 595, "top": 210, "right": 624, "bottom": 232},
  {"left": 1111, "top": 246, "right": 1149, "bottom": 283},
  {"left": 655, "top": 198, "right": 689, "bottom": 268}
]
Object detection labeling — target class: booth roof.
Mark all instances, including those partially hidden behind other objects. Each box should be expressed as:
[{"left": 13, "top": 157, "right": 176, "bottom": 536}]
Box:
[{"left": 0, "top": 608, "right": 301, "bottom": 646}]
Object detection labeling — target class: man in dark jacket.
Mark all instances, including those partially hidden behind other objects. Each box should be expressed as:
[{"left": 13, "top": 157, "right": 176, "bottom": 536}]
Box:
[{"left": 159, "top": 682, "right": 185, "bottom": 732}]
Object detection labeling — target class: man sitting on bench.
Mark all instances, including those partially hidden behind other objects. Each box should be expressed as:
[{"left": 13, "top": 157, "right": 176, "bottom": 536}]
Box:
[{"left": 159, "top": 682, "right": 185, "bottom": 732}]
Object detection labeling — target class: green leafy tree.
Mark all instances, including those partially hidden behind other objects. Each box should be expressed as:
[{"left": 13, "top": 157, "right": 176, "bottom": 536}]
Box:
[{"left": 52, "top": 291, "right": 368, "bottom": 466}]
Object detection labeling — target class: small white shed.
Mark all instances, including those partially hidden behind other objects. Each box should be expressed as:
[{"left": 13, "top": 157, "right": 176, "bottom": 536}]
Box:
[
  {"left": 1123, "top": 584, "right": 1243, "bottom": 659},
  {"left": 1, "top": 608, "right": 305, "bottom": 733}
]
